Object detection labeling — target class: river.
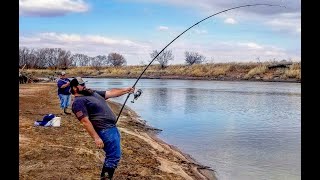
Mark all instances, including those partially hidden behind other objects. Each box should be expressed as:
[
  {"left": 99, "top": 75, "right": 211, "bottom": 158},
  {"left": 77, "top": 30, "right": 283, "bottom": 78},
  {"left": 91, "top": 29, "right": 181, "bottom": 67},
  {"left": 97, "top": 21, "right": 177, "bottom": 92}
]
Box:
[{"left": 84, "top": 78, "right": 301, "bottom": 180}]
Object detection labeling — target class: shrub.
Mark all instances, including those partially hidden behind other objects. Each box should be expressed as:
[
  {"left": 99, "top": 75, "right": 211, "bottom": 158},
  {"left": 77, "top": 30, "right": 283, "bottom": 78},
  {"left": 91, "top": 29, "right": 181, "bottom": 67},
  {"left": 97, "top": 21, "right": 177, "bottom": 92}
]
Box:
[{"left": 244, "top": 65, "right": 268, "bottom": 79}]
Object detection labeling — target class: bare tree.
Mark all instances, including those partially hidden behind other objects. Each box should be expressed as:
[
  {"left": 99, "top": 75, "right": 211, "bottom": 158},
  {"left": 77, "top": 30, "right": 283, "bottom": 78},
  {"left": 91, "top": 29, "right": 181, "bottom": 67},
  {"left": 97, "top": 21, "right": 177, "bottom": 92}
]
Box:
[
  {"left": 150, "top": 49, "right": 174, "bottom": 69},
  {"left": 44, "top": 48, "right": 61, "bottom": 68},
  {"left": 70, "top": 53, "right": 91, "bottom": 66},
  {"left": 19, "top": 47, "right": 29, "bottom": 68},
  {"left": 57, "top": 49, "right": 72, "bottom": 69},
  {"left": 256, "top": 56, "right": 260, "bottom": 63},
  {"left": 184, "top": 51, "right": 206, "bottom": 65},
  {"left": 139, "top": 60, "right": 145, "bottom": 66},
  {"left": 91, "top": 55, "right": 108, "bottom": 70},
  {"left": 27, "top": 53, "right": 38, "bottom": 69},
  {"left": 20, "top": 47, "right": 111, "bottom": 69},
  {"left": 35, "top": 48, "right": 49, "bottom": 68},
  {"left": 19, "top": 47, "right": 37, "bottom": 68},
  {"left": 107, "top": 53, "right": 126, "bottom": 67}
]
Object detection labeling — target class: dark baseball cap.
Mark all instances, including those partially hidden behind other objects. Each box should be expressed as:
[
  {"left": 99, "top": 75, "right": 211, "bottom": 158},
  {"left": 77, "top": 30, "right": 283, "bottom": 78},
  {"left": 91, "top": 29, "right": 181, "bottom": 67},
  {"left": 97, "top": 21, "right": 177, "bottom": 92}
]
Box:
[{"left": 70, "top": 77, "right": 86, "bottom": 87}]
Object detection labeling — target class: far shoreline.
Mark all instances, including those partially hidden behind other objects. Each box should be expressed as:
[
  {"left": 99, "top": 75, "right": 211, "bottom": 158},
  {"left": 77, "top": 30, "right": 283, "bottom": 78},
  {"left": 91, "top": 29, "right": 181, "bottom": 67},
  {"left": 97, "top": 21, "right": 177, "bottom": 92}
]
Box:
[{"left": 20, "top": 62, "right": 301, "bottom": 84}]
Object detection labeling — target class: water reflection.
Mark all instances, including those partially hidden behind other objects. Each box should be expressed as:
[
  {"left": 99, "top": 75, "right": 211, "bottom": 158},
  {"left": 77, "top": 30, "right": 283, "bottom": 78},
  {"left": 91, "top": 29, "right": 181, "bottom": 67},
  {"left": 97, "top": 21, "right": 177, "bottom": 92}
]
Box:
[
  {"left": 211, "top": 89, "right": 301, "bottom": 97},
  {"left": 107, "top": 81, "right": 123, "bottom": 86},
  {"left": 150, "top": 88, "right": 171, "bottom": 113}
]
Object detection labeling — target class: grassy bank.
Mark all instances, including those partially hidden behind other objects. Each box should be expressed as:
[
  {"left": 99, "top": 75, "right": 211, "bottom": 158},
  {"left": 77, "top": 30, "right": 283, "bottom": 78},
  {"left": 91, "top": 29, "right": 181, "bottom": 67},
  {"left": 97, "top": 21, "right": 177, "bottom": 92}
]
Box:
[{"left": 22, "top": 62, "right": 301, "bottom": 83}]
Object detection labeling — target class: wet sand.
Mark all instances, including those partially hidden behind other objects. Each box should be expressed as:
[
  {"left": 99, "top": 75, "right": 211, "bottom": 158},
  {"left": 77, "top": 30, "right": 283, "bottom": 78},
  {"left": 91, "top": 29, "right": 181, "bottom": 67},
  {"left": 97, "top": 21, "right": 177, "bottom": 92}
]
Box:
[{"left": 19, "top": 82, "right": 216, "bottom": 180}]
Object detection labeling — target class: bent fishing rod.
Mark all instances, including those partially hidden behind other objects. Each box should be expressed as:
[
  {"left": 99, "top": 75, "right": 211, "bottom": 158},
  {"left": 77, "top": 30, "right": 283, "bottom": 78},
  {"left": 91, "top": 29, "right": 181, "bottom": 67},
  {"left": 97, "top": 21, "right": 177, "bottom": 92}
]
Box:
[{"left": 115, "top": 3, "right": 285, "bottom": 123}]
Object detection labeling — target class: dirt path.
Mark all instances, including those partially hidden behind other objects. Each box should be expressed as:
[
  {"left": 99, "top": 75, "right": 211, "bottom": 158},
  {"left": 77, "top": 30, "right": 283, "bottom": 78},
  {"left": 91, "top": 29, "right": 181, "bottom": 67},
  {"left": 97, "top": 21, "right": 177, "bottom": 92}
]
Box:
[{"left": 19, "top": 83, "right": 216, "bottom": 180}]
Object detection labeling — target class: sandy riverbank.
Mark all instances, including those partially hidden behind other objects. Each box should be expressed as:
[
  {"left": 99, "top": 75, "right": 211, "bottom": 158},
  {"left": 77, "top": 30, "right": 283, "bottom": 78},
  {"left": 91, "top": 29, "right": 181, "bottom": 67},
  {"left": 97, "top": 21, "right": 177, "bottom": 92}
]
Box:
[{"left": 19, "top": 82, "right": 216, "bottom": 180}]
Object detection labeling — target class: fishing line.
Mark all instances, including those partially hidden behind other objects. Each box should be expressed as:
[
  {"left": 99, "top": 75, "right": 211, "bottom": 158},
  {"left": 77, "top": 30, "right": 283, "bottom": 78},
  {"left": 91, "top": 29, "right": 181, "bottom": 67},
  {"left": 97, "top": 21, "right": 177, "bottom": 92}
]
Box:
[{"left": 115, "top": 3, "right": 285, "bottom": 123}]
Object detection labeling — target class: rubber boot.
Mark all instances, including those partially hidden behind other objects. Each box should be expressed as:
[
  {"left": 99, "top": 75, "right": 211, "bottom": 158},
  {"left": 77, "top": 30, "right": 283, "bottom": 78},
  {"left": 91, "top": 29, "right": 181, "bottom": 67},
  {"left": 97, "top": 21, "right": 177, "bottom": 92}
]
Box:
[
  {"left": 64, "top": 108, "right": 71, "bottom": 115},
  {"left": 100, "top": 167, "right": 115, "bottom": 180},
  {"left": 100, "top": 166, "right": 108, "bottom": 180},
  {"left": 106, "top": 167, "right": 115, "bottom": 179}
]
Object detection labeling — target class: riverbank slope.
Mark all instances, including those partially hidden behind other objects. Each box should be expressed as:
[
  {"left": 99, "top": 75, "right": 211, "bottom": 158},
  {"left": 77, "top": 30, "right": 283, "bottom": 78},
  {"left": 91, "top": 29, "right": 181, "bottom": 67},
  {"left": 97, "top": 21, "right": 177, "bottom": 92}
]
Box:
[{"left": 19, "top": 83, "right": 216, "bottom": 179}]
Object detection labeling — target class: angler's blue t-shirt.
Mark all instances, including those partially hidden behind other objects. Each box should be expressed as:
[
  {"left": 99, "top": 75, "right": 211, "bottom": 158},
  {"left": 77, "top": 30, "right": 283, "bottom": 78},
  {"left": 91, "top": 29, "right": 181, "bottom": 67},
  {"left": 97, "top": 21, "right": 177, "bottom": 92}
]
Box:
[
  {"left": 57, "top": 78, "right": 71, "bottom": 95},
  {"left": 71, "top": 90, "right": 116, "bottom": 132}
]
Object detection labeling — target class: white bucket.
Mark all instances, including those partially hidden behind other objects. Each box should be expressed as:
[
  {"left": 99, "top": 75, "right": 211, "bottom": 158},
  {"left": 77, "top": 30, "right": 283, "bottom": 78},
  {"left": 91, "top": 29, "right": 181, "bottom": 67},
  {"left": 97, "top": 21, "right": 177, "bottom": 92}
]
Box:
[{"left": 51, "top": 117, "right": 61, "bottom": 127}]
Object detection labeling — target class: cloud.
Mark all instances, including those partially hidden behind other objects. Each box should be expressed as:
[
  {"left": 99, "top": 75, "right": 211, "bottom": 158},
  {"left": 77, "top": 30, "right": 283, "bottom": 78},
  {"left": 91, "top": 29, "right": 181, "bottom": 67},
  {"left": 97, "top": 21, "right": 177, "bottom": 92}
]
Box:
[
  {"left": 19, "top": 32, "right": 152, "bottom": 64},
  {"left": 265, "top": 12, "right": 301, "bottom": 35},
  {"left": 19, "top": 32, "right": 300, "bottom": 65},
  {"left": 158, "top": 26, "right": 169, "bottom": 31},
  {"left": 34, "top": 32, "right": 148, "bottom": 48},
  {"left": 19, "top": 0, "right": 89, "bottom": 17},
  {"left": 238, "top": 42, "right": 263, "bottom": 50},
  {"left": 232, "top": 42, "right": 289, "bottom": 60},
  {"left": 132, "top": 0, "right": 300, "bottom": 15},
  {"left": 192, "top": 29, "right": 208, "bottom": 34},
  {"left": 224, "top": 18, "right": 237, "bottom": 24},
  {"left": 131, "top": 0, "right": 300, "bottom": 35}
]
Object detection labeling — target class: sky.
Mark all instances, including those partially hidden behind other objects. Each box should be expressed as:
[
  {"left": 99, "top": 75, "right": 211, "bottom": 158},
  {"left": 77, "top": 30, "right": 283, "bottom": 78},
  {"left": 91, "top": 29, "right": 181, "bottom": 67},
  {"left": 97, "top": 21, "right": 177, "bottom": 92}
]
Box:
[{"left": 19, "top": 0, "right": 301, "bottom": 65}]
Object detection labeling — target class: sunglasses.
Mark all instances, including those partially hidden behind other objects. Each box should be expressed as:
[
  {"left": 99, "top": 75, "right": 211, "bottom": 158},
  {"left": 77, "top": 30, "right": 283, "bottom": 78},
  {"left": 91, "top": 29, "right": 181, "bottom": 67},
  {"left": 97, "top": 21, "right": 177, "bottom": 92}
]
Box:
[{"left": 79, "top": 83, "right": 85, "bottom": 86}]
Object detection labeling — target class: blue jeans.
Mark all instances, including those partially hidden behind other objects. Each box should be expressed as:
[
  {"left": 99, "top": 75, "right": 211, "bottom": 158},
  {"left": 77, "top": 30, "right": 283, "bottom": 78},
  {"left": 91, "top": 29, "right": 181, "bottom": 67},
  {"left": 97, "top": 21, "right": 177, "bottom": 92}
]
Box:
[
  {"left": 58, "top": 94, "right": 71, "bottom": 109},
  {"left": 98, "top": 127, "right": 121, "bottom": 168}
]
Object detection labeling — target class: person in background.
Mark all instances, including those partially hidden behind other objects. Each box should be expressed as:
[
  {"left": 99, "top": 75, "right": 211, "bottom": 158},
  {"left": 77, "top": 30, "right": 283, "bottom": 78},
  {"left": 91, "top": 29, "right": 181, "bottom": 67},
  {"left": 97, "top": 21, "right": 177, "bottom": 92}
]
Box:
[
  {"left": 69, "top": 77, "right": 134, "bottom": 180},
  {"left": 57, "top": 71, "right": 71, "bottom": 115}
]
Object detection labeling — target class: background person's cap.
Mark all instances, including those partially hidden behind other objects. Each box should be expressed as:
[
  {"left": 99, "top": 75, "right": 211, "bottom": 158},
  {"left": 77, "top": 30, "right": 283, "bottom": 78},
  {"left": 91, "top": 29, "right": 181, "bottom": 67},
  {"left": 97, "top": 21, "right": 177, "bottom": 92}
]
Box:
[
  {"left": 70, "top": 77, "right": 86, "bottom": 87},
  {"left": 61, "top": 71, "right": 66, "bottom": 75}
]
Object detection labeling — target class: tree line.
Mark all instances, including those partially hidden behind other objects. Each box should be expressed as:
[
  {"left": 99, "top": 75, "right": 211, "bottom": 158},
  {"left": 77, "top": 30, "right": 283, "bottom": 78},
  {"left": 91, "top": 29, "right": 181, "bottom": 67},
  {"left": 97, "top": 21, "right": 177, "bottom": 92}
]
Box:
[
  {"left": 19, "top": 47, "right": 127, "bottom": 69},
  {"left": 19, "top": 47, "right": 207, "bottom": 69}
]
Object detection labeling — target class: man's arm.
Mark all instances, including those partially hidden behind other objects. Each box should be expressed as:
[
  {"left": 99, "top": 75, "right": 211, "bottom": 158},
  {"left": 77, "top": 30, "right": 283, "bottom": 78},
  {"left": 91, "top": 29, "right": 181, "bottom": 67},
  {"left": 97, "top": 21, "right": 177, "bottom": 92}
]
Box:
[
  {"left": 79, "top": 117, "right": 104, "bottom": 149},
  {"left": 105, "top": 87, "right": 134, "bottom": 99},
  {"left": 61, "top": 81, "right": 70, "bottom": 88},
  {"left": 57, "top": 79, "right": 70, "bottom": 88}
]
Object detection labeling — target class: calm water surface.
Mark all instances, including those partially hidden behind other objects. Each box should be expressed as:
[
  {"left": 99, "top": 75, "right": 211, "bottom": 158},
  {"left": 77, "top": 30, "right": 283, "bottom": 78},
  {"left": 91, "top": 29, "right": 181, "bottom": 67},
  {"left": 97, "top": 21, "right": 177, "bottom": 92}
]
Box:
[{"left": 84, "top": 78, "right": 301, "bottom": 180}]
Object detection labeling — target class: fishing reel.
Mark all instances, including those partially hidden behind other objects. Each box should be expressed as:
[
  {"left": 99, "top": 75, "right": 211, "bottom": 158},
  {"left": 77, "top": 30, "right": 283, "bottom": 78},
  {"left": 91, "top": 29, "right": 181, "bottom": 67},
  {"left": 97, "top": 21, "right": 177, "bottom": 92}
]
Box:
[{"left": 131, "top": 89, "right": 143, "bottom": 103}]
